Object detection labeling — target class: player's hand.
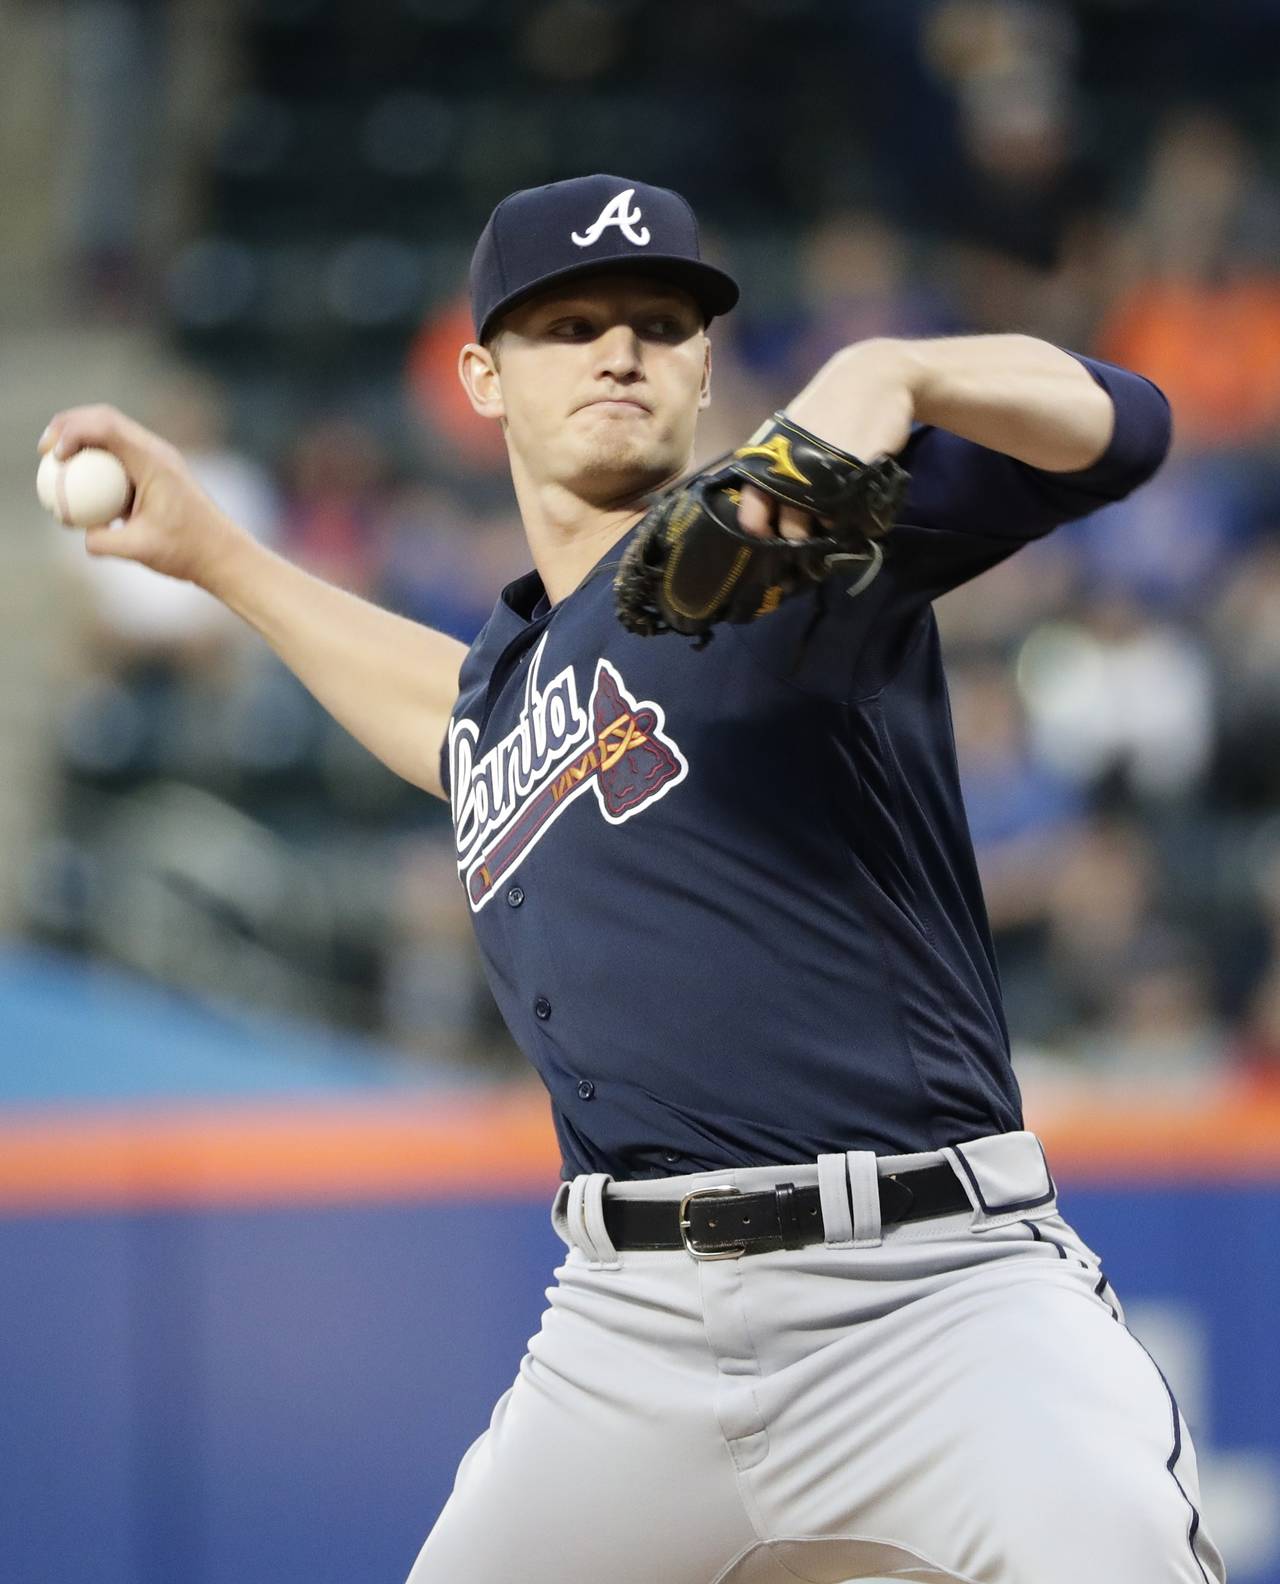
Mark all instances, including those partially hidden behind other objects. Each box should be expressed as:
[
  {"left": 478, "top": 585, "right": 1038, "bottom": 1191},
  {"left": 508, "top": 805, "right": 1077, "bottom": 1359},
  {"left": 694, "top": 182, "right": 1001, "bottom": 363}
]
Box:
[
  {"left": 38, "top": 404, "right": 250, "bottom": 589},
  {"left": 737, "top": 486, "right": 827, "bottom": 542},
  {"left": 736, "top": 342, "right": 917, "bottom": 544},
  {"left": 614, "top": 412, "right": 906, "bottom": 644}
]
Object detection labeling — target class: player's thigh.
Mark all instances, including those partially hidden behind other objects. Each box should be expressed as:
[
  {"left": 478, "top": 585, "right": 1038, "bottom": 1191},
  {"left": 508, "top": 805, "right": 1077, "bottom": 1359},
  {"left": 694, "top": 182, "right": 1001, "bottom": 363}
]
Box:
[
  {"left": 741, "top": 1219, "right": 1223, "bottom": 1584},
  {"left": 404, "top": 1342, "right": 756, "bottom": 1584},
  {"left": 867, "top": 1227, "right": 1223, "bottom": 1584}
]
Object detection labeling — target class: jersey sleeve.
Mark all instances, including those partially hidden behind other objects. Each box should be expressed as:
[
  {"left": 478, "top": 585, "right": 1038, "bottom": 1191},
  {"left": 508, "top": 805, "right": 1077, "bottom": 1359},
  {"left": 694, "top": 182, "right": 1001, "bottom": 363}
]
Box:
[
  {"left": 725, "top": 353, "right": 1172, "bottom": 703},
  {"left": 886, "top": 353, "right": 1172, "bottom": 603}
]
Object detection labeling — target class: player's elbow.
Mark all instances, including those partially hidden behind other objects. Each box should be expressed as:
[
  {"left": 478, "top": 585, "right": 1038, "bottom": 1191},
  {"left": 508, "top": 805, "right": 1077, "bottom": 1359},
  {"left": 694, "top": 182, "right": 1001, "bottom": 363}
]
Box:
[
  {"left": 1126, "top": 376, "right": 1174, "bottom": 490},
  {"left": 1054, "top": 363, "right": 1174, "bottom": 503}
]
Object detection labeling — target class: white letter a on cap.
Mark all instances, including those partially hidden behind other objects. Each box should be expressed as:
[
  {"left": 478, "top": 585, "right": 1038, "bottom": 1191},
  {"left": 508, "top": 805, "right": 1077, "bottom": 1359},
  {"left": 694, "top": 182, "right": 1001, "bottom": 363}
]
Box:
[{"left": 571, "top": 188, "right": 651, "bottom": 248}]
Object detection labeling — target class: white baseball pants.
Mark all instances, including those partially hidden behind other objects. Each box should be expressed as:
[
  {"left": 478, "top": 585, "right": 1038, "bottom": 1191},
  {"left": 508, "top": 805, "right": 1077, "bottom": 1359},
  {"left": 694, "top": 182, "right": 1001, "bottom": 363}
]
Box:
[{"left": 405, "top": 1131, "right": 1226, "bottom": 1584}]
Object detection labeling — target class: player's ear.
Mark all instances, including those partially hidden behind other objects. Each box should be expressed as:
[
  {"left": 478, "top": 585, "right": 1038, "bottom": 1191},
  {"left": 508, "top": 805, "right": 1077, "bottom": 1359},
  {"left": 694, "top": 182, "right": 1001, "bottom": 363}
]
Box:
[
  {"left": 458, "top": 341, "right": 505, "bottom": 421},
  {"left": 698, "top": 332, "right": 712, "bottom": 411}
]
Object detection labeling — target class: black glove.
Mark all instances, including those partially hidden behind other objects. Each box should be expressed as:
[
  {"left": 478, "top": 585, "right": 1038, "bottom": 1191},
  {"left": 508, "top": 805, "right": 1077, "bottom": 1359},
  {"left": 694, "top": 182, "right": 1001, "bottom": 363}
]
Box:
[{"left": 613, "top": 412, "right": 908, "bottom": 647}]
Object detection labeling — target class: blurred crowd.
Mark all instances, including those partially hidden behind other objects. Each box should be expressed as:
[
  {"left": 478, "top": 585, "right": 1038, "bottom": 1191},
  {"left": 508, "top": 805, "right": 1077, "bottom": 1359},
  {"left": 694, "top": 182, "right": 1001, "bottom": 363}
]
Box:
[{"left": 23, "top": 0, "right": 1280, "bottom": 1098}]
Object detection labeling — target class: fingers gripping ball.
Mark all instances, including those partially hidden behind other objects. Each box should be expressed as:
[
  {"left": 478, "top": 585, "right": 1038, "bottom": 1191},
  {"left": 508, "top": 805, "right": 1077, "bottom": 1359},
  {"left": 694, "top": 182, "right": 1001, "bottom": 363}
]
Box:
[
  {"left": 613, "top": 413, "right": 908, "bottom": 647},
  {"left": 37, "top": 447, "right": 134, "bottom": 529}
]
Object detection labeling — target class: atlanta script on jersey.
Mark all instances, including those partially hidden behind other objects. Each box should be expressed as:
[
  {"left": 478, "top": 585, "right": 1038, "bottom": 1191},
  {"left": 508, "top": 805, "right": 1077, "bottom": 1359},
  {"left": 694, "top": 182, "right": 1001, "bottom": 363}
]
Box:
[{"left": 449, "top": 635, "right": 688, "bottom": 913}]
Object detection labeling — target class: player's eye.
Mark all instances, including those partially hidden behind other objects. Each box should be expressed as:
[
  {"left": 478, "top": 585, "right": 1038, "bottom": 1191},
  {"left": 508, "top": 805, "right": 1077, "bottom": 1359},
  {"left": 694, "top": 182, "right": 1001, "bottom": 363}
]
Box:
[
  {"left": 643, "top": 316, "right": 688, "bottom": 339},
  {"left": 547, "top": 317, "right": 595, "bottom": 339}
]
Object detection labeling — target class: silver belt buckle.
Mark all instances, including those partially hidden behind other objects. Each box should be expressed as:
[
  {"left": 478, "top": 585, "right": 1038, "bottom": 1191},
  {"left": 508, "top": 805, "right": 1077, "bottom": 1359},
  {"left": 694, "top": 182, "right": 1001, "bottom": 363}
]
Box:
[{"left": 678, "top": 1186, "right": 745, "bottom": 1261}]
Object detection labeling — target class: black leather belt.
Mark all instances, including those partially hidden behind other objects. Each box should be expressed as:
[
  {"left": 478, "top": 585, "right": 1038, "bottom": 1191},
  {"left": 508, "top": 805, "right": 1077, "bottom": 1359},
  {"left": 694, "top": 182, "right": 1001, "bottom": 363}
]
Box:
[{"left": 603, "top": 1161, "right": 969, "bottom": 1260}]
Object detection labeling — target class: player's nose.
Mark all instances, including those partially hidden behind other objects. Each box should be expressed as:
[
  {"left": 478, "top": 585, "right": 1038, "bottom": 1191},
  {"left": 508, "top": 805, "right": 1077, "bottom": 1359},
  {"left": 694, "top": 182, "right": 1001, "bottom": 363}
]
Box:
[{"left": 592, "top": 323, "right": 644, "bottom": 380}]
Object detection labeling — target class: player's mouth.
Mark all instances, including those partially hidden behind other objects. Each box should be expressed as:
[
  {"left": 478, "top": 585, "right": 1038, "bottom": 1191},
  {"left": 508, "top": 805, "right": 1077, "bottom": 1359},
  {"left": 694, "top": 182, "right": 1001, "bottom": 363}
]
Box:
[{"left": 575, "top": 397, "right": 652, "bottom": 415}]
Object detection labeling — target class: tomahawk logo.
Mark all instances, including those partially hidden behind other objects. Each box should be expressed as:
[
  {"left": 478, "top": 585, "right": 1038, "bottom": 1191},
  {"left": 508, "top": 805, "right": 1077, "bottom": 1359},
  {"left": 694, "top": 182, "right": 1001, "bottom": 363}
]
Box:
[
  {"left": 448, "top": 635, "right": 687, "bottom": 911},
  {"left": 571, "top": 187, "right": 651, "bottom": 248}
]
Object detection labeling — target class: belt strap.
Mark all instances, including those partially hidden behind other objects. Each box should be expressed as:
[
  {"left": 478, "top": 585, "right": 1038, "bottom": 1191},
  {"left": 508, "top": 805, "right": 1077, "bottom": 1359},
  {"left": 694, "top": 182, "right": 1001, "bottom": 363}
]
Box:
[{"left": 603, "top": 1161, "right": 967, "bottom": 1259}]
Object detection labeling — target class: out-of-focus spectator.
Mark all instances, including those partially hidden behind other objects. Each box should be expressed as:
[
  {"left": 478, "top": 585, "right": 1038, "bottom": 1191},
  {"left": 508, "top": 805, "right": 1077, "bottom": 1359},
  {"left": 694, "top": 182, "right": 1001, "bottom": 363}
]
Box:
[
  {"left": 1235, "top": 970, "right": 1280, "bottom": 1096},
  {"left": 950, "top": 655, "right": 1085, "bottom": 1045},
  {"left": 378, "top": 488, "right": 525, "bottom": 645},
  {"left": 1097, "top": 108, "right": 1280, "bottom": 452},
  {"left": 58, "top": 0, "right": 164, "bottom": 316},
  {"left": 382, "top": 834, "right": 518, "bottom": 1070},
  {"left": 57, "top": 0, "right": 230, "bottom": 320},
  {"left": 1017, "top": 597, "right": 1213, "bottom": 802},
  {"left": 519, "top": 0, "right": 625, "bottom": 84},
  {"left": 918, "top": 0, "right": 1110, "bottom": 345},
  {"left": 924, "top": 0, "right": 1100, "bottom": 267},
  {"left": 951, "top": 659, "right": 1083, "bottom": 931},
  {"left": 1055, "top": 454, "right": 1251, "bottom": 616},
  {"left": 280, "top": 416, "right": 390, "bottom": 596},
  {"left": 1208, "top": 540, "right": 1280, "bottom": 809},
  {"left": 1040, "top": 818, "right": 1164, "bottom": 1033},
  {"left": 1231, "top": 841, "right": 1280, "bottom": 1093},
  {"left": 1071, "top": 931, "right": 1227, "bottom": 1091},
  {"left": 934, "top": 533, "right": 1076, "bottom": 648},
  {"left": 732, "top": 214, "right": 957, "bottom": 392},
  {"left": 406, "top": 293, "right": 508, "bottom": 473}
]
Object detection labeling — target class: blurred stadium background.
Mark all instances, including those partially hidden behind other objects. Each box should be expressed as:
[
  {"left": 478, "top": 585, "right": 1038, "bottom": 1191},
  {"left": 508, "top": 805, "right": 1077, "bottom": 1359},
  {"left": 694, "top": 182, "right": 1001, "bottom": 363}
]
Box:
[{"left": 1, "top": 1, "right": 1279, "bottom": 1580}]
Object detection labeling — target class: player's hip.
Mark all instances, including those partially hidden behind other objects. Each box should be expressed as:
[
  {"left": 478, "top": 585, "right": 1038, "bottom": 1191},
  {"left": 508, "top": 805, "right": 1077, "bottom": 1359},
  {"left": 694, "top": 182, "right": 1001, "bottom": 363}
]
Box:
[
  {"left": 541, "top": 1128, "right": 1121, "bottom": 1360},
  {"left": 552, "top": 1126, "right": 1062, "bottom": 1265}
]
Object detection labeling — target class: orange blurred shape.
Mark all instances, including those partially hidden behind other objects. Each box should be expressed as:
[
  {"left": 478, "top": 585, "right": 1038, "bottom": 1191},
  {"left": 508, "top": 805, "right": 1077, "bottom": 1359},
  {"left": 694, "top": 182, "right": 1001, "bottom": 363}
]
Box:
[
  {"left": 0, "top": 1088, "right": 559, "bottom": 1212},
  {"left": 1098, "top": 278, "right": 1280, "bottom": 449},
  {"left": 406, "top": 294, "right": 508, "bottom": 469},
  {"left": 1, "top": 1086, "right": 1279, "bottom": 1213}
]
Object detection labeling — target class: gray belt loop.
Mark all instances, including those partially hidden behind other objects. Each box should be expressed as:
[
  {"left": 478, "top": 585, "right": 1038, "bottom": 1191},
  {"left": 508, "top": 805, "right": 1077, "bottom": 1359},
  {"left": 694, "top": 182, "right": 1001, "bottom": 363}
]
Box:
[
  {"left": 550, "top": 1180, "right": 573, "bottom": 1248},
  {"left": 846, "top": 1150, "right": 883, "bottom": 1247},
  {"left": 566, "top": 1175, "right": 592, "bottom": 1258},
  {"left": 581, "top": 1172, "right": 621, "bottom": 1270},
  {"left": 566, "top": 1173, "right": 622, "bottom": 1270},
  {"left": 817, "top": 1152, "right": 855, "bottom": 1247}
]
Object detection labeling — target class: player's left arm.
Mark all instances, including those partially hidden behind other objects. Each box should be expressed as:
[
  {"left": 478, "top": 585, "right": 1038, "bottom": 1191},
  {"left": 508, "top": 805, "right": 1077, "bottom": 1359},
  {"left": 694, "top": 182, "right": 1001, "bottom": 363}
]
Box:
[
  {"left": 739, "top": 334, "right": 1160, "bottom": 541},
  {"left": 704, "top": 334, "right": 1169, "bottom": 702},
  {"left": 798, "top": 333, "right": 1115, "bottom": 469}
]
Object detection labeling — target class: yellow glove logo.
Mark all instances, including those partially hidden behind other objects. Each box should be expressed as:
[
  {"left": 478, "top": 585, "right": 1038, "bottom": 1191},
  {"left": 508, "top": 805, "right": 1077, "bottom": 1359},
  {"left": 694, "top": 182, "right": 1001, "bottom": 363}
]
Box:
[{"left": 733, "top": 433, "right": 811, "bottom": 485}]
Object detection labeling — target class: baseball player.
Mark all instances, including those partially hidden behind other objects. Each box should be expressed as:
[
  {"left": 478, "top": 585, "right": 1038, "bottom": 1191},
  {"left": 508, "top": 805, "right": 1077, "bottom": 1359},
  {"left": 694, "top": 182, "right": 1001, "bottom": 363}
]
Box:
[{"left": 42, "top": 174, "right": 1225, "bottom": 1584}]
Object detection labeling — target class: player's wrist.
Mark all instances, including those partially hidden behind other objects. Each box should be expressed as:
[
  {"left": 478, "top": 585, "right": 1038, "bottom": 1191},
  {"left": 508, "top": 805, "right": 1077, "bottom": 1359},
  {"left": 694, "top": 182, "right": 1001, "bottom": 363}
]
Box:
[
  {"left": 786, "top": 339, "right": 918, "bottom": 462},
  {"left": 194, "top": 512, "right": 264, "bottom": 602},
  {"left": 839, "top": 337, "right": 933, "bottom": 408}
]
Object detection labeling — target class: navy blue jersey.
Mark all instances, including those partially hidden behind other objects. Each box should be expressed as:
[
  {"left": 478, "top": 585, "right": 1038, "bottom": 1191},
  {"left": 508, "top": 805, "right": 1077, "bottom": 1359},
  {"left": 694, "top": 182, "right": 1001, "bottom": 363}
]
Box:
[{"left": 441, "top": 354, "right": 1171, "bottom": 1179}]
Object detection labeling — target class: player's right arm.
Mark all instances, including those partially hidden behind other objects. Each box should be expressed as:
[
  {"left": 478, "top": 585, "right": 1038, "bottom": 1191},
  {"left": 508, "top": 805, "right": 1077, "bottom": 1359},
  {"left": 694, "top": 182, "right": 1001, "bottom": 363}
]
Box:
[{"left": 41, "top": 404, "right": 464, "bottom": 802}]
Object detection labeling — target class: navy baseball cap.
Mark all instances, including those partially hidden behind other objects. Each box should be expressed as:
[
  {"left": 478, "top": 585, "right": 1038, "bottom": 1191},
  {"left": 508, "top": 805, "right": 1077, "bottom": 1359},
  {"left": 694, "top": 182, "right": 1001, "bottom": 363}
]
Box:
[{"left": 470, "top": 173, "right": 740, "bottom": 342}]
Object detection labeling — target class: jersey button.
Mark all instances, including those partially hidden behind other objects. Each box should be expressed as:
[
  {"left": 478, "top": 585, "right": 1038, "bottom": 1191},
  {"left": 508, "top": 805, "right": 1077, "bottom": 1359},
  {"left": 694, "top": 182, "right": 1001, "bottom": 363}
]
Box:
[
  {"left": 577, "top": 1079, "right": 595, "bottom": 1101},
  {"left": 534, "top": 995, "right": 552, "bottom": 1021},
  {"left": 506, "top": 885, "right": 525, "bottom": 908}
]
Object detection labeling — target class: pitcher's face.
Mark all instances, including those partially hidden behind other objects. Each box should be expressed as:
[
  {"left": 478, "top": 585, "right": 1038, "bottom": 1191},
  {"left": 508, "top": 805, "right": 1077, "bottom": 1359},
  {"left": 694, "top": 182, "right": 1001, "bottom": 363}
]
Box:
[{"left": 460, "top": 273, "right": 711, "bottom": 504}]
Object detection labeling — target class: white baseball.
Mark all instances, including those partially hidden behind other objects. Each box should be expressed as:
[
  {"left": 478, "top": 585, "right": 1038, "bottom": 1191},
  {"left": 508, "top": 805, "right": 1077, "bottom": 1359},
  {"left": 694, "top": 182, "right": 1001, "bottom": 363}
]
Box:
[
  {"left": 37, "top": 447, "right": 133, "bottom": 528},
  {"left": 35, "top": 451, "right": 59, "bottom": 513}
]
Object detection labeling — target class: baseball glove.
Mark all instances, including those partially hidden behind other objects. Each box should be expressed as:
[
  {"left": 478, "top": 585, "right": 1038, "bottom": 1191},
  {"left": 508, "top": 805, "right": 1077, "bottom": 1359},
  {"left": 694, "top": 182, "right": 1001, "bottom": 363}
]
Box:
[{"left": 613, "top": 412, "right": 908, "bottom": 647}]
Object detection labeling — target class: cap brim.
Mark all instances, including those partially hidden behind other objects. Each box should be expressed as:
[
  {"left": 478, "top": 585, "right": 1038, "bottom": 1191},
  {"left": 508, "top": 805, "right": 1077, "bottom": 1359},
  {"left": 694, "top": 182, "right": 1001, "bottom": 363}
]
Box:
[{"left": 477, "top": 255, "right": 740, "bottom": 341}]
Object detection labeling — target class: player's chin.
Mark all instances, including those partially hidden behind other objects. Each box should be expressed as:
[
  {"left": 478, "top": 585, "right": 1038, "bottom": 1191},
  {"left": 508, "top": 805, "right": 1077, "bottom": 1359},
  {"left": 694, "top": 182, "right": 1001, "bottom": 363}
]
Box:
[{"left": 572, "top": 438, "right": 676, "bottom": 501}]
